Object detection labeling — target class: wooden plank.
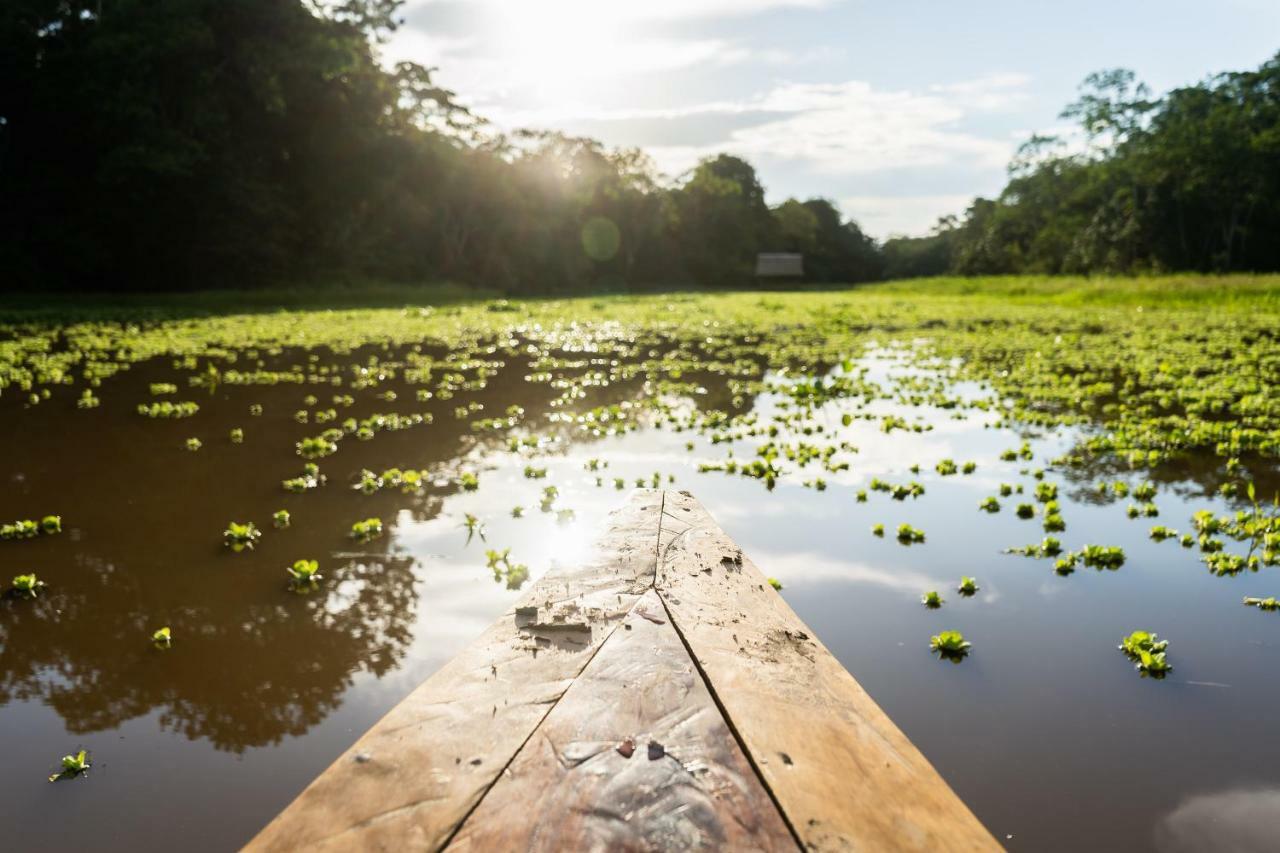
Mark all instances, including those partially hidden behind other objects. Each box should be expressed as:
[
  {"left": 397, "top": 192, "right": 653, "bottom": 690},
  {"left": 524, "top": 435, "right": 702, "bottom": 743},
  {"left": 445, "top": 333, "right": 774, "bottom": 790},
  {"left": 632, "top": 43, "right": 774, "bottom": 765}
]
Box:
[
  {"left": 655, "top": 491, "right": 1000, "bottom": 852},
  {"left": 244, "top": 491, "right": 665, "bottom": 853},
  {"left": 447, "top": 589, "right": 798, "bottom": 852}
]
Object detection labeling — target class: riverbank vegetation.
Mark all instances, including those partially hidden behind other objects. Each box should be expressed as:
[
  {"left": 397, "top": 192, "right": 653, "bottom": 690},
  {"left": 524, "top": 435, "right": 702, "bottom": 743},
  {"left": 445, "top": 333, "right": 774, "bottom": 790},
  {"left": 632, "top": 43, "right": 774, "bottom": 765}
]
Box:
[{"left": 4, "top": 2, "right": 1278, "bottom": 293}]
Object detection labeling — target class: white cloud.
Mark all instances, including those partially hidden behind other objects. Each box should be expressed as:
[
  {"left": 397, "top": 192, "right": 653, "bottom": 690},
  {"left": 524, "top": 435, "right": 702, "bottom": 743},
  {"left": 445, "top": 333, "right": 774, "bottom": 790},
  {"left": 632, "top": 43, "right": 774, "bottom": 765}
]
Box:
[
  {"left": 404, "top": 0, "right": 834, "bottom": 24},
  {"left": 841, "top": 194, "right": 976, "bottom": 237}
]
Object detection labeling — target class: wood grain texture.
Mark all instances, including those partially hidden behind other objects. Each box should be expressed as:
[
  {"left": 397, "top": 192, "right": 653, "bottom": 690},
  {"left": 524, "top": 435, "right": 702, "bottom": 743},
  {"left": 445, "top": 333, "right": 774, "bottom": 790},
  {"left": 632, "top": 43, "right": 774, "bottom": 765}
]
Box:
[
  {"left": 655, "top": 490, "right": 1000, "bottom": 852},
  {"left": 244, "top": 491, "right": 665, "bottom": 853},
  {"left": 447, "top": 589, "right": 797, "bottom": 853}
]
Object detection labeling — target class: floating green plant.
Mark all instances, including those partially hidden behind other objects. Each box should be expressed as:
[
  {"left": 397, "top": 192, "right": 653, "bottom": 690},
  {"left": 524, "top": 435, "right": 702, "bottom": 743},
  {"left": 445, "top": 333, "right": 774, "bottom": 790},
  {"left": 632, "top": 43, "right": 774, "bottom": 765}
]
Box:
[
  {"left": 286, "top": 559, "right": 322, "bottom": 588},
  {"left": 522, "top": 465, "right": 547, "bottom": 479},
  {"left": 461, "top": 513, "right": 485, "bottom": 544},
  {"left": 510, "top": 505, "right": 525, "bottom": 518},
  {"left": 458, "top": 472, "right": 479, "bottom": 491},
  {"left": 1149, "top": 526, "right": 1179, "bottom": 541},
  {"left": 1119, "top": 630, "right": 1172, "bottom": 677},
  {"left": 350, "top": 518, "right": 384, "bottom": 543},
  {"left": 137, "top": 401, "right": 199, "bottom": 418},
  {"left": 152, "top": 626, "right": 172, "bottom": 648},
  {"left": 296, "top": 435, "right": 338, "bottom": 458},
  {"left": 935, "top": 459, "right": 958, "bottom": 476},
  {"left": 872, "top": 523, "right": 885, "bottom": 537},
  {"left": 185, "top": 437, "right": 202, "bottom": 451},
  {"left": 223, "top": 521, "right": 261, "bottom": 552},
  {"left": 273, "top": 509, "right": 291, "bottom": 528},
  {"left": 48, "top": 750, "right": 90, "bottom": 782},
  {"left": 921, "top": 590, "right": 943, "bottom": 608},
  {"left": 929, "top": 630, "right": 971, "bottom": 660},
  {"left": 229, "top": 427, "right": 244, "bottom": 443},
  {"left": 979, "top": 496, "right": 1001, "bottom": 513},
  {"left": 1243, "top": 596, "right": 1278, "bottom": 611},
  {"left": 1079, "top": 545, "right": 1125, "bottom": 570},
  {"left": 11, "top": 573, "right": 45, "bottom": 597},
  {"left": 1015, "top": 503, "right": 1035, "bottom": 519},
  {"left": 767, "top": 577, "right": 783, "bottom": 591},
  {"left": 896, "top": 523, "right": 925, "bottom": 544},
  {"left": 484, "top": 549, "right": 529, "bottom": 590},
  {"left": 1034, "top": 482, "right": 1058, "bottom": 503},
  {"left": 958, "top": 576, "right": 979, "bottom": 596}
]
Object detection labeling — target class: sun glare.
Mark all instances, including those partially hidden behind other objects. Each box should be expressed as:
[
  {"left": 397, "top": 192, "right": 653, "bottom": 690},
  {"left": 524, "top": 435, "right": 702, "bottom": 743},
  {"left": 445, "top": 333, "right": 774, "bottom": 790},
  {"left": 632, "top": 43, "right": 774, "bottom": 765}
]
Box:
[{"left": 485, "top": 2, "right": 628, "bottom": 106}]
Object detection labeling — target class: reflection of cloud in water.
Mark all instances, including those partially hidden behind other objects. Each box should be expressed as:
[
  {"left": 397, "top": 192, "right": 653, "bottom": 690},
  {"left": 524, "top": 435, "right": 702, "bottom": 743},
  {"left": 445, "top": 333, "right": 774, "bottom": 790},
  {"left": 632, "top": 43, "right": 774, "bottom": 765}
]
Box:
[
  {"left": 751, "top": 549, "right": 942, "bottom": 593},
  {"left": 1154, "top": 788, "right": 1280, "bottom": 853}
]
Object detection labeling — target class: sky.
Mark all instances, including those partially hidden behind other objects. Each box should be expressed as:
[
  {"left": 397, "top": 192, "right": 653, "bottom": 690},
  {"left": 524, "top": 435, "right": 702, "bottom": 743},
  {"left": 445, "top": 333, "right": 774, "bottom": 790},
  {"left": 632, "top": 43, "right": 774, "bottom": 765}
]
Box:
[{"left": 383, "top": 0, "right": 1280, "bottom": 238}]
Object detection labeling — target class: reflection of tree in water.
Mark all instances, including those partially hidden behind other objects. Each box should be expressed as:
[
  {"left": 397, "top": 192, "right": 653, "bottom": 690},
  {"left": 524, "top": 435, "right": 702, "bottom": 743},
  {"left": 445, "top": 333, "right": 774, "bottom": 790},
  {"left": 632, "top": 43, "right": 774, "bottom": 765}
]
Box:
[
  {"left": 0, "top": 547, "right": 417, "bottom": 752},
  {"left": 1054, "top": 436, "right": 1280, "bottom": 508},
  {"left": 0, "top": 336, "right": 762, "bottom": 752}
]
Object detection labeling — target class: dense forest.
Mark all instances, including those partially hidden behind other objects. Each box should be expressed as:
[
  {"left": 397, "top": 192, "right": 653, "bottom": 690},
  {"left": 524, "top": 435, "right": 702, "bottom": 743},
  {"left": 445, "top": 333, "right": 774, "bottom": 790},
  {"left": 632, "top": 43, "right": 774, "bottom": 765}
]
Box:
[{"left": 2, "top": 1, "right": 1277, "bottom": 292}]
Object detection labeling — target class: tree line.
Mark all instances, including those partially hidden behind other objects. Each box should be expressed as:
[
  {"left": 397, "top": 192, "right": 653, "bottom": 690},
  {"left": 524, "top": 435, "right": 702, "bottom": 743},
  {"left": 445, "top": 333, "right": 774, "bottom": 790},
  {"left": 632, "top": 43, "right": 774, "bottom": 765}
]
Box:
[{"left": 2, "top": 1, "right": 1277, "bottom": 293}]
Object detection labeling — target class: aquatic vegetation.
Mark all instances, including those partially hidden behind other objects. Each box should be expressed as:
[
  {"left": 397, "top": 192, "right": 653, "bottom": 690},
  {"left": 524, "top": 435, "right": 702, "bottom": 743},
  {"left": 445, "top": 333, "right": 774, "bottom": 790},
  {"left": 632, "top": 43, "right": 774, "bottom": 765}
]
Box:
[
  {"left": 872, "top": 523, "right": 885, "bottom": 537},
  {"left": 137, "top": 401, "right": 199, "bottom": 418},
  {"left": 11, "top": 573, "right": 45, "bottom": 597},
  {"left": 461, "top": 513, "right": 485, "bottom": 544},
  {"left": 350, "top": 518, "right": 384, "bottom": 543},
  {"left": 999, "top": 483, "right": 1014, "bottom": 497},
  {"left": 935, "top": 459, "right": 958, "bottom": 476},
  {"left": 1015, "top": 503, "right": 1035, "bottom": 519},
  {"left": 1006, "top": 536, "right": 1063, "bottom": 558},
  {"left": 1034, "top": 482, "right": 1058, "bottom": 503},
  {"left": 282, "top": 463, "right": 326, "bottom": 492},
  {"left": 1, "top": 519, "right": 41, "bottom": 540},
  {"left": 458, "top": 472, "right": 479, "bottom": 491},
  {"left": 767, "top": 577, "right": 783, "bottom": 591},
  {"left": 249, "top": 403, "right": 263, "bottom": 416},
  {"left": 185, "top": 437, "right": 202, "bottom": 451},
  {"left": 510, "top": 505, "right": 525, "bottom": 518},
  {"left": 273, "top": 510, "right": 291, "bottom": 528},
  {"left": 979, "top": 497, "right": 1001, "bottom": 513},
  {"left": 1243, "top": 596, "right": 1278, "bottom": 611},
  {"left": 40, "top": 515, "right": 61, "bottom": 534},
  {"left": 484, "top": 549, "right": 529, "bottom": 590},
  {"left": 77, "top": 389, "right": 100, "bottom": 409},
  {"left": 921, "top": 590, "right": 943, "bottom": 608},
  {"left": 896, "top": 523, "right": 925, "bottom": 544},
  {"left": 1054, "top": 553, "right": 1079, "bottom": 574},
  {"left": 150, "top": 383, "right": 177, "bottom": 395},
  {"left": 48, "top": 750, "right": 90, "bottom": 782},
  {"left": 286, "top": 559, "right": 322, "bottom": 588},
  {"left": 229, "top": 428, "right": 244, "bottom": 443},
  {"left": 958, "top": 576, "right": 979, "bottom": 596},
  {"left": 1149, "top": 526, "right": 1179, "bottom": 541},
  {"left": 929, "top": 630, "right": 971, "bottom": 660},
  {"left": 296, "top": 435, "right": 338, "bottom": 459},
  {"left": 962, "top": 461, "right": 977, "bottom": 474},
  {"left": 152, "top": 626, "right": 172, "bottom": 648},
  {"left": 1119, "top": 631, "right": 1172, "bottom": 677},
  {"left": 223, "top": 522, "right": 261, "bottom": 552},
  {"left": 522, "top": 465, "right": 547, "bottom": 479},
  {"left": 1079, "top": 545, "right": 1126, "bottom": 570},
  {"left": 1042, "top": 512, "right": 1066, "bottom": 532}
]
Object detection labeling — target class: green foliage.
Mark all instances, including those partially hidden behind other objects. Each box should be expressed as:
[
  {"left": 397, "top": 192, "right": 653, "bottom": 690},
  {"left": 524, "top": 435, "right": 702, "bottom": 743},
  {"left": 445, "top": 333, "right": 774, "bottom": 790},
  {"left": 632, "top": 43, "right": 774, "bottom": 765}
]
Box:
[
  {"left": 350, "top": 518, "right": 384, "bottom": 543},
  {"left": 896, "top": 523, "right": 925, "bottom": 544},
  {"left": 11, "top": 573, "right": 45, "bottom": 597},
  {"left": 921, "top": 590, "right": 943, "bottom": 608},
  {"left": 1243, "top": 596, "right": 1278, "bottom": 611},
  {"left": 286, "top": 559, "right": 322, "bottom": 589},
  {"left": 484, "top": 549, "right": 529, "bottom": 590},
  {"left": 1119, "top": 630, "right": 1172, "bottom": 676},
  {"left": 979, "top": 496, "right": 1001, "bottom": 513},
  {"left": 767, "top": 577, "right": 783, "bottom": 591},
  {"left": 958, "top": 576, "right": 979, "bottom": 596},
  {"left": 152, "top": 626, "right": 172, "bottom": 647},
  {"left": 929, "top": 630, "right": 971, "bottom": 659},
  {"left": 223, "top": 521, "right": 261, "bottom": 552},
  {"left": 49, "top": 750, "right": 90, "bottom": 782}
]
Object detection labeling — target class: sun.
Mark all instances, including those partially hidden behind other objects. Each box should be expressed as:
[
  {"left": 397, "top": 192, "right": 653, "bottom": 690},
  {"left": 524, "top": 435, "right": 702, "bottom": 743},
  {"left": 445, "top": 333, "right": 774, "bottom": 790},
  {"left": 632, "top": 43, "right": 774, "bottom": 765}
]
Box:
[{"left": 484, "top": 1, "right": 629, "bottom": 107}]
